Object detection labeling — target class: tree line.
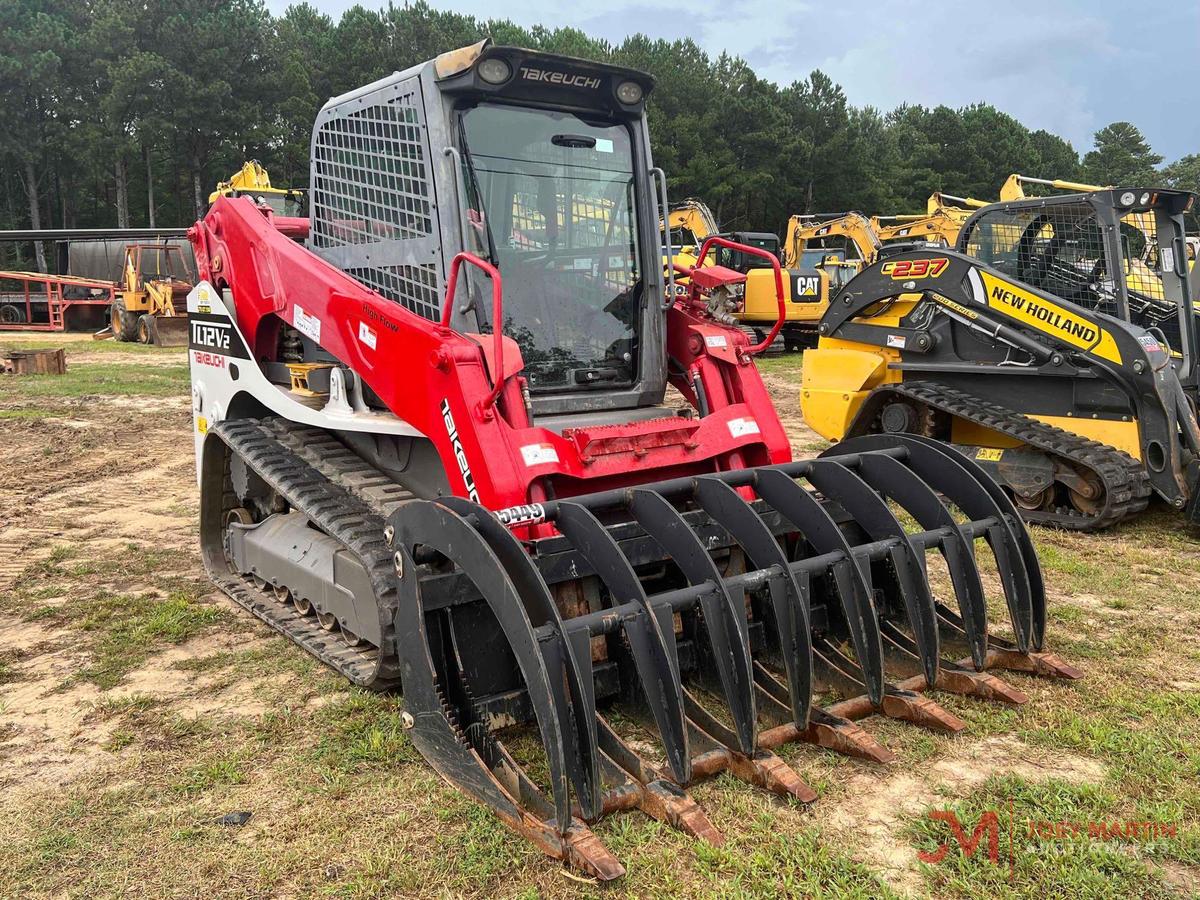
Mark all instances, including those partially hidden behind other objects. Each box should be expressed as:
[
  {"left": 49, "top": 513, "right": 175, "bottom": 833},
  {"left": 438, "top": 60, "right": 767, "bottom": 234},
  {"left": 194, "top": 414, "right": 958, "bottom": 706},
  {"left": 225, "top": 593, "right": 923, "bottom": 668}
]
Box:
[{"left": 2, "top": 0, "right": 1196, "bottom": 272}]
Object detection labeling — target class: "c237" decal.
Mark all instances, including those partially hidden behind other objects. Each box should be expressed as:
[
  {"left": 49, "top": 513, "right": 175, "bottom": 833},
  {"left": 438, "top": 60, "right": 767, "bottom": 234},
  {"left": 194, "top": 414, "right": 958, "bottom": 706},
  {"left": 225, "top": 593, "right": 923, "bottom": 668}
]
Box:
[{"left": 880, "top": 257, "right": 949, "bottom": 280}]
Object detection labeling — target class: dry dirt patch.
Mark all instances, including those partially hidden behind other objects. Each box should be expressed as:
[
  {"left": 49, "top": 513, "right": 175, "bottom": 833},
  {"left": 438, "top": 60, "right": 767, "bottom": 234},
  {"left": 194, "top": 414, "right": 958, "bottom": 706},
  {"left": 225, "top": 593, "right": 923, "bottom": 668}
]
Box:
[{"left": 820, "top": 735, "right": 1106, "bottom": 896}]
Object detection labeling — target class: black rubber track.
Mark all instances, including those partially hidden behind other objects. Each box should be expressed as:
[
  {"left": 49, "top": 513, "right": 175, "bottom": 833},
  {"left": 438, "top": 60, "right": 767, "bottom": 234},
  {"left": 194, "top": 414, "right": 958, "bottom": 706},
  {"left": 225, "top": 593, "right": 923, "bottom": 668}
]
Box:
[
  {"left": 871, "top": 381, "right": 1152, "bottom": 531},
  {"left": 204, "top": 417, "right": 407, "bottom": 689}
]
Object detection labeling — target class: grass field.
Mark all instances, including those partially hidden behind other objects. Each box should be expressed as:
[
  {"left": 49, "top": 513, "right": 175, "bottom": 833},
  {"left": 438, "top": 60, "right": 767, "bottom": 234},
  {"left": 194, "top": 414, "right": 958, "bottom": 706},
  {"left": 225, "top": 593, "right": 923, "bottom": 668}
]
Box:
[{"left": 1, "top": 337, "right": 1197, "bottom": 898}]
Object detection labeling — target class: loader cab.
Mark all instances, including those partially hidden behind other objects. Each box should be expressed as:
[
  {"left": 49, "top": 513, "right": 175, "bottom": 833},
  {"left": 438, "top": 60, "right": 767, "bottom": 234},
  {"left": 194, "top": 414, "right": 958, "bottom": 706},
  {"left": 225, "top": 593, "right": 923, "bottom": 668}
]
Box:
[
  {"left": 959, "top": 188, "right": 1200, "bottom": 386},
  {"left": 307, "top": 41, "right": 664, "bottom": 421}
]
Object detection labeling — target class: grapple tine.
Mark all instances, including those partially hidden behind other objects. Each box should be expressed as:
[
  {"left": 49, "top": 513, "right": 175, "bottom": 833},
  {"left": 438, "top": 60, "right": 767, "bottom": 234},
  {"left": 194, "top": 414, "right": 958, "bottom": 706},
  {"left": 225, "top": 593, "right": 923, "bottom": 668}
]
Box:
[
  {"left": 806, "top": 459, "right": 942, "bottom": 690},
  {"left": 440, "top": 497, "right": 602, "bottom": 820},
  {"left": 970, "top": 647, "right": 1084, "bottom": 680},
  {"left": 692, "top": 476, "right": 814, "bottom": 727},
  {"left": 390, "top": 502, "right": 584, "bottom": 853},
  {"left": 877, "top": 620, "right": 1029, "bottom": 705},
  {"left": 594, "top": 718, "right": 725, "bottom": 846},
  {"left": 752, "top": 468, "right": 887, "bottom": 707},
  {"left": 824, "top": 688, "right": 967, "bottom": 734},
  {"left": 831, "top": 435, "right": 1043, "bottom": 652},
  {"left": 683, "top": 692, "right": 817, "bottom": 803},
  {"left": 851, "top": 453, "right": 989, "bottom": 669},
  {"left": 753, "top": 680, "right": 896, "bottom": 763},
  {"left": 628, "top": 489, "right": 757, "bottom": 755},
  {"left": 554, "top": 502, "right": 692, "bottom": 784}
]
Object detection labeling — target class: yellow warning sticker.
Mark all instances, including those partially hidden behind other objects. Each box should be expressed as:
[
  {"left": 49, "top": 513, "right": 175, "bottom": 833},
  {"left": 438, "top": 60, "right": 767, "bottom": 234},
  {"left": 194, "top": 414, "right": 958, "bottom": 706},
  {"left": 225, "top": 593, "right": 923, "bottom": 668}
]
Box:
[
  {"left": 979, "top": 271, "right": 1122, "bottom": 364},
  {"left": 975, "top": 447, "right": 1003, "bottom": 462},
  {"left": 197, "top": 416, "right": 208, "bottom": 434}
]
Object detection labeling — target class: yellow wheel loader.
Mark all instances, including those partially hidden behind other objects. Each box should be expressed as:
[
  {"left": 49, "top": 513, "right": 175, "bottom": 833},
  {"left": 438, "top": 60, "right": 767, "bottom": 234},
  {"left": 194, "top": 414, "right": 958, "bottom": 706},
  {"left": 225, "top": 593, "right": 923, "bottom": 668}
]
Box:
[{"left": 802, "top": 187, "right": 1200, "bottom": 530}]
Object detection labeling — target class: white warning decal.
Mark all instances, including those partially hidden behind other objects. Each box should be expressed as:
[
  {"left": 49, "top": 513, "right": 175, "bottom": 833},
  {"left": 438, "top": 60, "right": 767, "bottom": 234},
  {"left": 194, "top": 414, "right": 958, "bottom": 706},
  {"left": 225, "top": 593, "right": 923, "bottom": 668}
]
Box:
[
  {"left": 358, "top": 321, "right": 377, "bottom": 350},
  {"left": 520, "top": 443, "right": 559, "bottom": 466},
  {"left": 294, "top": 304, "right": 322, "bottom": 344},
  {"left": 728, "top": 417, "right": 761, "bottom": 438}
]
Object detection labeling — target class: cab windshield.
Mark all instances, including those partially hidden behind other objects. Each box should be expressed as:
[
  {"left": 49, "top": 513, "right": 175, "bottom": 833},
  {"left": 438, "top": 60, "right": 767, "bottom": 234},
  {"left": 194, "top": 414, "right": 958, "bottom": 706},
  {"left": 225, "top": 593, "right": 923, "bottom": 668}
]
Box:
[{"left": 458, "top": 103, "right": 641, "bottom": 392}]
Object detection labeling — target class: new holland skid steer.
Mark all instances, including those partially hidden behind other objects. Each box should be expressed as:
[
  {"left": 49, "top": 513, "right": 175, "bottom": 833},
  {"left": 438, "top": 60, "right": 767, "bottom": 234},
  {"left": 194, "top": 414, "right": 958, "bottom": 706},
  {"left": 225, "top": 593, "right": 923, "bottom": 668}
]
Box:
[
  {"left": 802, "top": 186, "right": 1200, "bottom": 531},
  {"left": 188, "top": 40, "right": 1076, "bottom": 878}
]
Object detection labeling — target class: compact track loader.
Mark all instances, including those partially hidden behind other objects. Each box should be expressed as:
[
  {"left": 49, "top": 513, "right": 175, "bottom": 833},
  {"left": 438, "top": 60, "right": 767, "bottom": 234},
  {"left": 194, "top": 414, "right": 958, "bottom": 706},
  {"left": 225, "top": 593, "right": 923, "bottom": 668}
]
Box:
[
  {"left": 188, "top": 41, "right": 1077, "bottom": 878},
  {"left": 802, "top": 187, "right": 1200, "bottom": 530}
]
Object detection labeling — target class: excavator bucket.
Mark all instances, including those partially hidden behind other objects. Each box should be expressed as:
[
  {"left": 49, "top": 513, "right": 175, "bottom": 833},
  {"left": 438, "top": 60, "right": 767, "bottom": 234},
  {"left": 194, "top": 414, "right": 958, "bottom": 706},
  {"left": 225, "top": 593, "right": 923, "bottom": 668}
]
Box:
[
  {"left": 146, "top": 315, "right": 188, "bottom": 347},
  {"left": 379, "top": 434, "right": 1076, "bottom": 878}
]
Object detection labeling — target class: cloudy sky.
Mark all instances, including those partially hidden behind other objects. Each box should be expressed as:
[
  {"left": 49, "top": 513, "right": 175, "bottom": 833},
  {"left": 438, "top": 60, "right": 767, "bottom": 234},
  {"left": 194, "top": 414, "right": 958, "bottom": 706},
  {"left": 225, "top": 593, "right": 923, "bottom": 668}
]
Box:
[{"left": 267, "top": 0, "right": 1199, "bottom": 163}]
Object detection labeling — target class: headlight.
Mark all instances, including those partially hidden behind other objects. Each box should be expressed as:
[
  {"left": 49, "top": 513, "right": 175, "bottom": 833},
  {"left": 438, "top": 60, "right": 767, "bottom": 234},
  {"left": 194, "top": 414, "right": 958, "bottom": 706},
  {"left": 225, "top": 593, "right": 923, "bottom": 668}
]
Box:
[
  {"left": 1139, "top": 192, "right": 1151, "bottom": 205},
  {"left": 1119, "top": 191, "right": 1136, "bottom": 206},
  {"left": 478, "top": 58, "right": 511, "bottom": 85},
  {"left": 616, "top": 80, "right": 643, "bottom": 104}
]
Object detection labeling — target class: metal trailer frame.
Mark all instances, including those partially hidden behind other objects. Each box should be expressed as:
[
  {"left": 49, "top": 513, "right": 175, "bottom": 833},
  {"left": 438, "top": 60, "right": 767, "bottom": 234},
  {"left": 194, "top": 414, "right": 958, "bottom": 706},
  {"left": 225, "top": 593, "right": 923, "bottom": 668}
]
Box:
[{"left": 0, "top": 270, "right": 117, "bottom": 332}]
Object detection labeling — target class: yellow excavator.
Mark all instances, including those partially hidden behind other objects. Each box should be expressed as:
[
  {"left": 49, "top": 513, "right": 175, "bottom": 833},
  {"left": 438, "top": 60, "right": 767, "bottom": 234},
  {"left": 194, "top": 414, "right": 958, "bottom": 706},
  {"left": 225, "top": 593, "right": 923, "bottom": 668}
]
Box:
[
  {"left": 209, "top": 161, "right": 304, "bottom": 217},
  {"left": 781, "top": 212, "right": 881, "bottom": 292},
  {"left": 661, "top": 199, "right": 830, "bottom": 350},
  {"left": 872, "top": 192, "right": 984, "bottom": 248}
]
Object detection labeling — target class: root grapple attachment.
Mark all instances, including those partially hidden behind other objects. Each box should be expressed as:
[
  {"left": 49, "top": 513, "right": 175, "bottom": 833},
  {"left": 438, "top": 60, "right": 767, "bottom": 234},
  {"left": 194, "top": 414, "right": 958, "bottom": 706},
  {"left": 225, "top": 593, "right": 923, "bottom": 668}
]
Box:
[{"left": 387, "top": 435, "right": 1079, "bottom": 879}]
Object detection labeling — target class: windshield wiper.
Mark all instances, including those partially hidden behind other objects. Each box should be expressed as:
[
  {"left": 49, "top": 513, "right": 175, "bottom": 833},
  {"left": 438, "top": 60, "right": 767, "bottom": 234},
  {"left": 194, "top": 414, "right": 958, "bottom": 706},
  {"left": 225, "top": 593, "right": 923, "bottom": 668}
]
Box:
[{"left": 456, "top": 116, "right": 499, "bottom": 267}]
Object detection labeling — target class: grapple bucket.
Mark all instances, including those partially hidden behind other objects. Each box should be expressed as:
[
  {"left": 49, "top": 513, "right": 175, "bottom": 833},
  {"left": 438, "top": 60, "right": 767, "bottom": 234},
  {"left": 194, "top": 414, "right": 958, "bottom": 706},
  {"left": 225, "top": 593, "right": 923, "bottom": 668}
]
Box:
[{"left": 386, "top": 435, "right": 1079, "bottom": 879}]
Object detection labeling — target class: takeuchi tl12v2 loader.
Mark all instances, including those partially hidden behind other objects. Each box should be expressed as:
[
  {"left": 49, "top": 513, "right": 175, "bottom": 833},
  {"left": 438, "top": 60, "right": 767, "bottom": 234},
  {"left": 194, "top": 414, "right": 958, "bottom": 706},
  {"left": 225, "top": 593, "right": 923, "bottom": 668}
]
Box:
[
  {"left": 186, "top": 40, "right": 1078, "bottom": 879},
  {"left": 802, "top": 186, "right": 1200, "bottom": 532}
]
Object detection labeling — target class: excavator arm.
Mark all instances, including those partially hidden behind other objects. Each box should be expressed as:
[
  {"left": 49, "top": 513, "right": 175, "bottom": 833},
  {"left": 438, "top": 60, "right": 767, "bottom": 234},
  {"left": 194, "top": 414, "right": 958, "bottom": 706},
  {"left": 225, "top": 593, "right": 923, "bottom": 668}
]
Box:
[{"left": 782, "top": 212, "right": 881, "bottom": 269}]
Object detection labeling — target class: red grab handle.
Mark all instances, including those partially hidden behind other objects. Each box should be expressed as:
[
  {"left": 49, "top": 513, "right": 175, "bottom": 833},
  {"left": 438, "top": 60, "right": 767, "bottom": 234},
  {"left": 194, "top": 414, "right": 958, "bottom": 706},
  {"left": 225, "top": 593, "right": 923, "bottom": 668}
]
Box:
[
  {"left": 442, "top": 252, "right": 507, "bottom": 411},
  {"left": 692, "top": 236, "right": 786, "bottom": 355}
]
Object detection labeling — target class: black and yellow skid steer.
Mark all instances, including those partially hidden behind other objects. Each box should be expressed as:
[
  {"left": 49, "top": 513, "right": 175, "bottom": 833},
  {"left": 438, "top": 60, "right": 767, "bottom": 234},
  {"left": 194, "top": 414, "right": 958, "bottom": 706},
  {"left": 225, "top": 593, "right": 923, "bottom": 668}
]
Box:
[{"left": 801, "top": 187, "right": 1200, "bottom": 530}]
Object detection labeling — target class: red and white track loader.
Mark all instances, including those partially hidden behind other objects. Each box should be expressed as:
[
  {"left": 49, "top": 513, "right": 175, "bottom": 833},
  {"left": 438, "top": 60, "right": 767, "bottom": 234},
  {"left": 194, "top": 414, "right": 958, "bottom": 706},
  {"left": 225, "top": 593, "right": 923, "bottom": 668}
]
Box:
[{"left": 187, "top": 40, "right": 1078, "bottom": 879}]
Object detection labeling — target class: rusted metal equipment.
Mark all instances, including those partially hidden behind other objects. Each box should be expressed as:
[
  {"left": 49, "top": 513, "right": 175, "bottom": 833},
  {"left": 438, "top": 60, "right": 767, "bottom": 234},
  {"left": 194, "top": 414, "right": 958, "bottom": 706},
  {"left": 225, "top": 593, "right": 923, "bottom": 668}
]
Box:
[{"left": 187, "top": 41, "right": 1080, "bottom": 879}]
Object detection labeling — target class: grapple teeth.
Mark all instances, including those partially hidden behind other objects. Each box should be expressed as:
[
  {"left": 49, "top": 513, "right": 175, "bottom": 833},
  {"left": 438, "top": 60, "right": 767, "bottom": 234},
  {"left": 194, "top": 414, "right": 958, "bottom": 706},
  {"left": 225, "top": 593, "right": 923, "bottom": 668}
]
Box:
[
  {"left": 562, "top": 825, "right": 626, "bottom": 882},
  {"left": 777, "top": 708, "right": 897, "bottom": 764},
  {"left": 693, "top": 476, "right": 813, "bottom": 726},
  {"left": 382, "top": 435, "right": 1074, "bottom": 880},
  {"left": 919, "top": 665, "right": 1030, "bottom": 705},
  {"left": 627, "top": 488, "right": 758, "bottom": 755},
  {"left": 827, "top": 434, "right": 1044, "bottom": 653},
  {"left": 752, "top": 468, "right": 887, "bottom": 706},
  {"left": 638, "top": 779, "right": 726, "bottom": 846},
  {"left": 880, "top": 690, "right": 967, "bottom": 733},
  {"left": 554, "top": 501, "right": 693, "bottom": 785},
  {"left": 806, "top": 458, "right": 941, "bottom": 689},
  {"left": 970, "top": 648, "right": 1085, "bottom": 680}
]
